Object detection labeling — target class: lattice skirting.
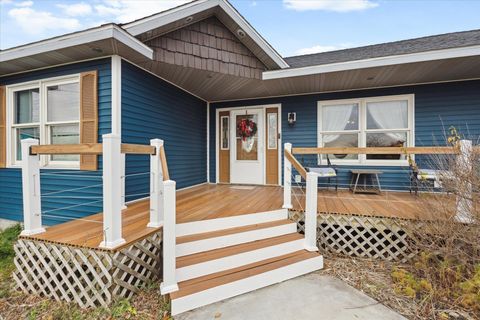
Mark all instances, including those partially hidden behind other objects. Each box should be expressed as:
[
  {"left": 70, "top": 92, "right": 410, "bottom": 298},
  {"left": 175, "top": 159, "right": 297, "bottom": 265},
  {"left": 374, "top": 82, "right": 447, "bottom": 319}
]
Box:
[
  {"left": 13, "top": 231, "right": 162, "bottom": 308},
  {"left": 290, "top": 211, "right": 416, "bottom": 262}
]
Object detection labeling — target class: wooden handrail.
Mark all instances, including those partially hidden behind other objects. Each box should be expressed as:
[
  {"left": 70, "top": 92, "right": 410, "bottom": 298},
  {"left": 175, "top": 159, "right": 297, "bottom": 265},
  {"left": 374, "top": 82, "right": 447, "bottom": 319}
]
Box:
[
  {"left": 285, "top": 149, "right": 307, "bottom": 179},
  {"left": 159, "top": 145, "right": 170, "bottom": 181},
  {"left": 291, "top": 146, "right": 460, "bottom": 155},
  {"left": 121, "top": 144, "right": 156, "bottom": 155},
  {"left": 30, "top": 143, "right": 156, "bottom": 155},
  {"left": 31, "top": 144, "right": 103, "bottom": 155}
]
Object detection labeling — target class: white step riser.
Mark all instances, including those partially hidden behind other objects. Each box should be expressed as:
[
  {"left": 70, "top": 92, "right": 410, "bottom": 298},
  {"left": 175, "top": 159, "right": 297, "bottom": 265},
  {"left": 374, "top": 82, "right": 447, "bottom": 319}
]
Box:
[
  {"left": 171, "top": 255, "right": 324, "bottom": 316},
  {"left": 176, "top": 209, "right": 288, "bottom": 237},
  {"left": 176, "top": 239, "right": 305, "bottom": 282},
  {"left": 176, "top": 223, "right": 297, "bottom": 257}
]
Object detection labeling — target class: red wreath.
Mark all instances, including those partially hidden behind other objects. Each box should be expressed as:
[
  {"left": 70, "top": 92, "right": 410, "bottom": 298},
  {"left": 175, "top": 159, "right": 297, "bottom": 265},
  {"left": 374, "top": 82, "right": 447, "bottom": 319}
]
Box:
[{"left": 237, "top": 118, "right": 258, "bottom": 141}]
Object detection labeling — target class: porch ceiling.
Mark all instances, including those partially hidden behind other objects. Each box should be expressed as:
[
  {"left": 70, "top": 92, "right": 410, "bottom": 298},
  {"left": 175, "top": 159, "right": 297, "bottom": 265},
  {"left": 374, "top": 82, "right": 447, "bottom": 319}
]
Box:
[{"left": 139, "top": 54, "right": 480, "bottom": 102}]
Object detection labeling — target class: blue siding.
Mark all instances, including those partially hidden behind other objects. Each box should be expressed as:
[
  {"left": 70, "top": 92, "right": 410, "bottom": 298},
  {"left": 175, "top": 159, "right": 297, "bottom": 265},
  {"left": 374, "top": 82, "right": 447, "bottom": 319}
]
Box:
[
  {"left": 121, "top": 61, "right": 207, "bottom": 201},
  {"left": 210, "top": 80, "right": 480, "bottom": 191},
  {"left": 0, "top": 58, "right": 111, "bottom": 224}
]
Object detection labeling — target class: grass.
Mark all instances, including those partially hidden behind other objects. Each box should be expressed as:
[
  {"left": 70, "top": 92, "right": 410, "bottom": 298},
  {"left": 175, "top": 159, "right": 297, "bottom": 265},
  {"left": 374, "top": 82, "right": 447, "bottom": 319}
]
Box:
[{"left": 0, "top": 225, "right": 171, "bottom": 319}]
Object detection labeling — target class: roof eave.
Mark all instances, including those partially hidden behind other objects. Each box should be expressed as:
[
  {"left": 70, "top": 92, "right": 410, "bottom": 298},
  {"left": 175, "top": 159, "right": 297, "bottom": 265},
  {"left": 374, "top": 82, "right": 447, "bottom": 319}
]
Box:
[
  {"left": 263, "top": 45, "right": 480, "bottom": 80},
  {"left": 0, "top": 24, "right": 153, "bottom": 64}
]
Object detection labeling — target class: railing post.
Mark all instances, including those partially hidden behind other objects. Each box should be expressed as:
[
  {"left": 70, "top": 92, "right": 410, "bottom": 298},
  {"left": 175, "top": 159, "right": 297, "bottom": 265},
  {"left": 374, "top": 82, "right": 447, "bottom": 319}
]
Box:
[
  {"left": 305, "top": 172, "right": 319, "bottom": 251},
  {"left": 283, "top": 143, "right": 293, "bottom": 209},
  {"left": 20, "top": 139, "right": 45, "bottom": 236},
  {"left": 148, "top": 139, "right": 164, "bottom": 228},
  {"left": 455, "top": 139, "right": 474, "bottom": 223},
  {"left": 160, "top": 179, "right": 179, "bottom": 294},
  {"left": 120, "top": 153, "right": 127, "bottom": 209},
  {"left": 100, "top": 134, "right": 126, "bottom": 249}
]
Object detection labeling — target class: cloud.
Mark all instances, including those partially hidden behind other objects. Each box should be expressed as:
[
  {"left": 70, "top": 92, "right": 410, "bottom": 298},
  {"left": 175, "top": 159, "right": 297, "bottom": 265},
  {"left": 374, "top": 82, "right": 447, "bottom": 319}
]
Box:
[
  {"left": 8, "top": 6, "right": 81, "bottom": 35},
  {"left": 16, "top": 0, "right": 33, "bottom": 6},
  {"left": 94, "top": 0, "right": 192, "bottom": 23},
  {"left": 294, "top": 44, "right": 352, "bottom": 55},
  {"left": 284, "top": 0, "right": 378, "bottom": 12},
  {"left": 57, "top": 2, "right": 92, "bottom": 16}
]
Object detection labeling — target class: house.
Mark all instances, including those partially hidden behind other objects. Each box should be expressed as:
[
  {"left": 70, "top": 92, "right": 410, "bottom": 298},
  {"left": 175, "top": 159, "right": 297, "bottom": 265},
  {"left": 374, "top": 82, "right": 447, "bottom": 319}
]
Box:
[{"left": 1, "top": 0, "right": 479, "bottom": 315}]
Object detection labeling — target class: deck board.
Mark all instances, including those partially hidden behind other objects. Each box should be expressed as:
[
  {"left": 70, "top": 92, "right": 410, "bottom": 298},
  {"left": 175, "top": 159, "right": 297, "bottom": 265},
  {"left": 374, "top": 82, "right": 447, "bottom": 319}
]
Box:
[{"left": 20, "top": 184, "right": 455, "bottom": 250}]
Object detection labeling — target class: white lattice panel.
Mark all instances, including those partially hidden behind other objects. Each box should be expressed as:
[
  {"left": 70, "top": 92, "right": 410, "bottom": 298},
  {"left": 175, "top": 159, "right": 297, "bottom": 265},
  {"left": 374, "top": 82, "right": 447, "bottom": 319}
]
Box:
[
  {"left": 289, "top": 210, "right": 416, "bottom": 262},
  {"left": 13, "top": 230, "right": 162, "bottom": 308}
]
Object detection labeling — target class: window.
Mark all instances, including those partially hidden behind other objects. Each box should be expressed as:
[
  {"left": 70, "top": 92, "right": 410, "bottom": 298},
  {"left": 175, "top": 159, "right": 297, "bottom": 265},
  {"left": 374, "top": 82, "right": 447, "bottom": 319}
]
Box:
[
  {"left": 318, "top": 95, "right": 414, "bottom": 165},
  {"left": 220, "top": 116, "right": 229, "bottom": 150},
  {"left": 7, "top": 76, "right": 80, "bottom": 167}
]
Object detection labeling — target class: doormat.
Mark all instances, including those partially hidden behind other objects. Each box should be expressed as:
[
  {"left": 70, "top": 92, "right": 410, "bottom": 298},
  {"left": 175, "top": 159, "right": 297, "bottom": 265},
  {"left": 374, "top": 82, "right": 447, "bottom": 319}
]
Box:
[{"left": 229, "top": 185, "right": 256, "bottom": 190}]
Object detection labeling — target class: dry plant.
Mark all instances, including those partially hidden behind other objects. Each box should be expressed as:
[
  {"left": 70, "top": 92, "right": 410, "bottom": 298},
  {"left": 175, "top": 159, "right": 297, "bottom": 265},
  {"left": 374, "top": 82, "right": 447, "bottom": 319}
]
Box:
[{"left": 395, "top": 127, "right": 480, "bottom": 318}]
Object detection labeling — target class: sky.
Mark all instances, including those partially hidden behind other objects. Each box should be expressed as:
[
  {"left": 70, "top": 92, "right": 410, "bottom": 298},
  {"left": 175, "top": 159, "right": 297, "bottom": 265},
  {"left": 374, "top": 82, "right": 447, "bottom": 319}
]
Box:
[{"left": 1, "top": 0, "right": 480, "bottom": 57}]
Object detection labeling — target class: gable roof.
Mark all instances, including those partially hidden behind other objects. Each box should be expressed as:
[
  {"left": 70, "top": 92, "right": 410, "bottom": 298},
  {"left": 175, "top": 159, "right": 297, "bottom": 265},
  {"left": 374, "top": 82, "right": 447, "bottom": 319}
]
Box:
[
  {"left": 122, "top": 0, "right": 289, "bottom": 70},
  {"left": 284, "top": 29, "right": 480, "bottom": 68}
]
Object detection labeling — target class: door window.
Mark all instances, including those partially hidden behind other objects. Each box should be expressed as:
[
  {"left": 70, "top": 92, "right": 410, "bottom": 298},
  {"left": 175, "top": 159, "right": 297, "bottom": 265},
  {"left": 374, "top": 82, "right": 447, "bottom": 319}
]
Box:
[{"left": 236, "top": 114, "right": 258, "bottom": 161}]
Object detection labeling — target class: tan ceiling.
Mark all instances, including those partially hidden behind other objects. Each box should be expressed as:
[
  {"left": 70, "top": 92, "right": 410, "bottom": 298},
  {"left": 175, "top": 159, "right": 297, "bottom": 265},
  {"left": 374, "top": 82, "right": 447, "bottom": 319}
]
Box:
[{"left": 138, "top": 55, "right": 480, "bottom": 102}]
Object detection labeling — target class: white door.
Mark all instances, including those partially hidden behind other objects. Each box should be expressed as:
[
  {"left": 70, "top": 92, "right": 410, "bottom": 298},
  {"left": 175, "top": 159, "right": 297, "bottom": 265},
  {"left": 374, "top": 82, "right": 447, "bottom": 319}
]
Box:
[{"left": 230, "top": 108, "right": 264, "bottom": 184}]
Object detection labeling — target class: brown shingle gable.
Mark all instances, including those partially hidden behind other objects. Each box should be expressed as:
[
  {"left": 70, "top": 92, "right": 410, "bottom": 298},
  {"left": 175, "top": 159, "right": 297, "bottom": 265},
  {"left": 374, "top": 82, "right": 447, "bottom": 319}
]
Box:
[{"left": 145, "top": 16, "right": 266, "bottom": 79}]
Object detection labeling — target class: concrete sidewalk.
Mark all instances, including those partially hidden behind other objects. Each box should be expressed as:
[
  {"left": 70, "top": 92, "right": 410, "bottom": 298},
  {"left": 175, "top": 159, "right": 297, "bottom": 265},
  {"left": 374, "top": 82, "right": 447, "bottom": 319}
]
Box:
[{"left": 175, "top": 273, "right": 406, "bottom": 320}]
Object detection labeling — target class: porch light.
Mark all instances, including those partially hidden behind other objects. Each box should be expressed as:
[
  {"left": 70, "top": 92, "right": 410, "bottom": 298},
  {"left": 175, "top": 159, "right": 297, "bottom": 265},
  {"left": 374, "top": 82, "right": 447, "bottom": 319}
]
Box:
[{"left": 288, "top": 112, "right": 296, "bottom": 126}]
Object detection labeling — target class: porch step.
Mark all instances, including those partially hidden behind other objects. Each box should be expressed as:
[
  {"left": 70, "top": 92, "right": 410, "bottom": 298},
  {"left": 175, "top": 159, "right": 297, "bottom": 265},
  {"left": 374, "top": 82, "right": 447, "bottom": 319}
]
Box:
[
  {"left": 176, "top": 233, "right": 304, "bottom": 281},
  {"left": 176, "top": 219, "right": 297, "bottom": 257},
  {"left": 170, "top": 250, "right": 324, "bottom": 315},
  {"left": 176, "top": 208, "right": 288, "bottom": 237}
]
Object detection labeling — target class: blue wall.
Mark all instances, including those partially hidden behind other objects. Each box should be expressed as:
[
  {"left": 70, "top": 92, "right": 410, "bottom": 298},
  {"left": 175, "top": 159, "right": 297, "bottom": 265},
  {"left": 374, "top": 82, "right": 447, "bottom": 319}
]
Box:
[
  {"left": 0, "top": 58, "right": 111, "bottom": 224},
  {"left": 210, "top": 80, "right": 480, "bottom": 191},
  {"left": 121, "top": 61, "right": 207, "bottom": 201}
]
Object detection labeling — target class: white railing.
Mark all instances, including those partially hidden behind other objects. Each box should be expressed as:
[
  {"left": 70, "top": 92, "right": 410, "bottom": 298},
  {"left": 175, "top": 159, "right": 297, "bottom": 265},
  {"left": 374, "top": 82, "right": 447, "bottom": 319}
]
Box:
[
  {"left": 284, "top": 141, "right": 476, "bottom": 225},
  {"left": 21, "top": 135, "right": 180, "bottom": 292},
  {"left": 283, "top": 142, "right": 318, "bottom": 252}
]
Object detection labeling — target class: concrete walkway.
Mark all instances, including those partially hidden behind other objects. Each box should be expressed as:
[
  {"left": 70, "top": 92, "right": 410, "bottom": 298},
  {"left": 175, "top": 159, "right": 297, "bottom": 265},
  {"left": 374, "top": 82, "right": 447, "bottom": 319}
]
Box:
[{"left": 175, "top": 273, "right": 406, "bottom": 320}]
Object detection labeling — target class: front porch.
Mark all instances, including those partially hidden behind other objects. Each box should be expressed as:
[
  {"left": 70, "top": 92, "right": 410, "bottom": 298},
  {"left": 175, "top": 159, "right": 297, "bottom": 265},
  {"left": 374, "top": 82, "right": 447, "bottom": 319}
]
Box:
[{"left": 19, "top": 183, "right": 450, "bottom": 250}]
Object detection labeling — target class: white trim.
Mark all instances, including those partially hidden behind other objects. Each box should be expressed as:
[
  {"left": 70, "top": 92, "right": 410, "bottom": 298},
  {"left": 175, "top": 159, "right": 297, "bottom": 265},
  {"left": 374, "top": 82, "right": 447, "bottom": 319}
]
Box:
[
  {"left": 277, "top": 104, "right": 282, "bottom": 186},
  {"left": 111, "top": 56, "right": 122, "bottom": 135},
  {"left": 263, "top": 45, "right": 480, "bottom": 80},
  {"left": 0, "top": 24, "right": 153, "bottom": 63},
  {"left": 123, "top": 0, "right": 288, "bottom": 69},
  {"left": 176, "top": 237, "right": 304, "bottom": 281},
  {"left": 120, "top": 57, "right": 207, "bottom": 102},
  {"left": 171, "top": 255, "right": 324, "bottom": 315},
  {"left": 6, "top": 74, "right": 81, "bottom": 169},
  {"left": 317, "top": 94, "right": 415, "bottom": 166},
  {"left": 176, "top": 222, "right": 297, "bottom": 257},
  {"left": 176, "top": 208, "right": 288, "bottom": 237}
]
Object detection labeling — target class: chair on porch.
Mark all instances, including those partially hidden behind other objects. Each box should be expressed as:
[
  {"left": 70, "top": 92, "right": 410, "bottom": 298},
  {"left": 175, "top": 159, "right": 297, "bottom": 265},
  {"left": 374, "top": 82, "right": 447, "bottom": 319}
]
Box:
[
  {"left": 409, "top": 160, "right": 454, "bottom": 195},
  {"left": 302, "top": 155, "right": 338, "bottom": 191}
]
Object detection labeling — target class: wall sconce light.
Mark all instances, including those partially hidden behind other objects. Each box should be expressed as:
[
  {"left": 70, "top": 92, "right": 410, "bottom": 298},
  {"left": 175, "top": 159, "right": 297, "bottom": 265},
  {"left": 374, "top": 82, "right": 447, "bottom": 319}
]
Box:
[{"left": 288, "top": 112, "right": 296, "bottom": 126}]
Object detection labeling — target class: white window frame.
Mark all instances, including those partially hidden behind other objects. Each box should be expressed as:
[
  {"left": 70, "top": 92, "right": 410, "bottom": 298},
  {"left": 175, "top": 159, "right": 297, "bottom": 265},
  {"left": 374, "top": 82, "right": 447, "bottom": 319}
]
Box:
[
  {"left": 6, "top": 74, "right": 81, "bottom": 169},
  {"left": 317, "top": 94, "right": 415, "bottom": 166}
]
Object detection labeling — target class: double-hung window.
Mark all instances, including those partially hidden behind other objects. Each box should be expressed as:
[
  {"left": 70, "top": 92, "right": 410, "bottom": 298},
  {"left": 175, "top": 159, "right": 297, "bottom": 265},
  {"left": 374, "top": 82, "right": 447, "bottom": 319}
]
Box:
[
  {"left": 318, "top": 94, "right": 414, "bottom": 165},
  {"left": 8, "top": 76, "right": 80, "bottom": 167}
]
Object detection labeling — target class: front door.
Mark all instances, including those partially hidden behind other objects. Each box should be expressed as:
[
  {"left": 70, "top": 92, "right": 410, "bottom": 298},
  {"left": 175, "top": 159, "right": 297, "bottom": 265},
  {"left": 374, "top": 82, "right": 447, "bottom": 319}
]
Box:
[{"left": 230, "top": 109, "right": 264, "bottom": 184}]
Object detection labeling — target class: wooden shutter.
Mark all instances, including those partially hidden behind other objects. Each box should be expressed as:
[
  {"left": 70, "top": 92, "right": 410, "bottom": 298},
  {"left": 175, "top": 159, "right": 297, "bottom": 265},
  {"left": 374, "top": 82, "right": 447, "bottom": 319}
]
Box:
[
  {"left": 0, "top": 86, "right": 6, "bottom": 168},
  {"left": 79, "top": 71, "right": 98, "bottom": 171}
]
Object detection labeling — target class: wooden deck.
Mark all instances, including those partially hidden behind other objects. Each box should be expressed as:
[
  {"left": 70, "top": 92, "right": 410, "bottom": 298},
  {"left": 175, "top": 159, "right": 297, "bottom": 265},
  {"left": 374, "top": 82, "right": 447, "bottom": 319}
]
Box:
[{"left": 21, "top": 183, "right": 454, "bottom": 250}]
